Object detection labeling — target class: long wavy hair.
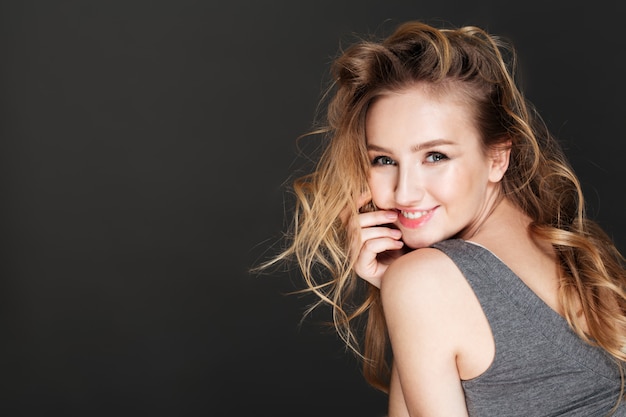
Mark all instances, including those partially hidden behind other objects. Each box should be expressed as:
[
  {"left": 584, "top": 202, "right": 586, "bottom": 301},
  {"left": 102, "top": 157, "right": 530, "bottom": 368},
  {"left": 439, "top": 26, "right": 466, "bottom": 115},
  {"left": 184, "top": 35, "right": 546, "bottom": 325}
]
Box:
[{"left": 255, "top": 21, "right": 626, "bottom": 394}]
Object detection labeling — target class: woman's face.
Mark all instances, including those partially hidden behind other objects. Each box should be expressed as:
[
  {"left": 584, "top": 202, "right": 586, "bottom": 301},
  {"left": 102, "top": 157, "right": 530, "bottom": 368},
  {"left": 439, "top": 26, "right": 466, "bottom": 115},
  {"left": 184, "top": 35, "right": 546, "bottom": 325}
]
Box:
[{"left": 365, "top": 84, "right": 507, "bottom": 249}]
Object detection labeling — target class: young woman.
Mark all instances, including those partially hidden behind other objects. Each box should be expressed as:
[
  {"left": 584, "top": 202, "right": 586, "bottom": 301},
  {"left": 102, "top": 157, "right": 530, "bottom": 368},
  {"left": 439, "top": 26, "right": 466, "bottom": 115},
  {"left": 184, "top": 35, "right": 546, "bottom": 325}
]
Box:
[{"left": 257, "top": 20, "right": 626, "bottom": 416}]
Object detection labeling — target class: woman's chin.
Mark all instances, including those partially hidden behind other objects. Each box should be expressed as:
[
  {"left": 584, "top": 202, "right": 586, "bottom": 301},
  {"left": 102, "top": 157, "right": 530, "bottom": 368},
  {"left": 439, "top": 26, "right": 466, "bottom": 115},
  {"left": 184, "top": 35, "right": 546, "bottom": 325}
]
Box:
[{"left": 403, "top": 239, "right": 436, "bottom": 250}]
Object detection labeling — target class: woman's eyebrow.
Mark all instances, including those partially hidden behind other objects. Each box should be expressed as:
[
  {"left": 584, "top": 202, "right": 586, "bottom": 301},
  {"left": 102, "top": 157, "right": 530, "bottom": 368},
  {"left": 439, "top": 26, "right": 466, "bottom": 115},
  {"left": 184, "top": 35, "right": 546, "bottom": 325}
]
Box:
[
  {"left": 367, "top": 139, "right": 455, "bottom": 153},
  {"left": 410, "top": 139, "right": 455, "bottom": 152},
  {"left": 366, "top": 144, "right": 390, "bottom": 152}
]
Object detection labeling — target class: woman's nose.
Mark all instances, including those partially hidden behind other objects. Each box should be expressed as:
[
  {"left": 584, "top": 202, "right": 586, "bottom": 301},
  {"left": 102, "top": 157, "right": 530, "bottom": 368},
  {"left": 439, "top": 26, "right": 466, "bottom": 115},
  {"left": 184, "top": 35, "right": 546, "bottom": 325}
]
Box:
[{"left": 394, "top": 167, "right": 424, "bottom": 207}]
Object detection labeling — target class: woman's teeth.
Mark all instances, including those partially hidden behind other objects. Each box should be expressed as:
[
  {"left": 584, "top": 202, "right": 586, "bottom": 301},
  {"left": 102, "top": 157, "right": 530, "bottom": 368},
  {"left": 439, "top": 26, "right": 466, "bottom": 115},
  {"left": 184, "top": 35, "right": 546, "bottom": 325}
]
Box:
[{"left": 401, "top": 210, "right": 429, "bottom": 219}]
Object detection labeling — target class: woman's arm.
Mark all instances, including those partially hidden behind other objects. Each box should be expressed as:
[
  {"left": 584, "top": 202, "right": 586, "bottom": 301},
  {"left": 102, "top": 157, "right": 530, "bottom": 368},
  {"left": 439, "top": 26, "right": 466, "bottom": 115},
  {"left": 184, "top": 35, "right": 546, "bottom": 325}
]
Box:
[
  {"left": 388, "top": 362, "right": 410, "bottom": 417},
  {"left": 381, "top": 248, "right": 470, "bottom": 417}
]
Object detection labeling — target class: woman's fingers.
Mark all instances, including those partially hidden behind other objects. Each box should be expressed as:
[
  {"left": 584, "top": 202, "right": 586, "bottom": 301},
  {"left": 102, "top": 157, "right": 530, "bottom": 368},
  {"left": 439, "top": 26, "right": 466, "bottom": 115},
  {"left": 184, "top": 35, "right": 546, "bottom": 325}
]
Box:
[
  {"left": 352, "top": 210, "right": 404, "bottom": 288},
  {"left": 355, "top": 231, "right": 404, "bottom": 277},
  {"left": 358, "top": 209, "right": 398, "bottom": 228},
  {"left": 360, "top": 224, "right": 403, "bottom": 243}
]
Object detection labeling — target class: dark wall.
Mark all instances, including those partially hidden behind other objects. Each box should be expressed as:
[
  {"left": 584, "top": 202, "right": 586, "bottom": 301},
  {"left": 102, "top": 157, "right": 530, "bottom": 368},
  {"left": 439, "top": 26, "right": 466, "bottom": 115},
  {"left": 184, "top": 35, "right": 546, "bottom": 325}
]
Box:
[{"left": 1, "top": 1, "right": 623, "bottom": 416}]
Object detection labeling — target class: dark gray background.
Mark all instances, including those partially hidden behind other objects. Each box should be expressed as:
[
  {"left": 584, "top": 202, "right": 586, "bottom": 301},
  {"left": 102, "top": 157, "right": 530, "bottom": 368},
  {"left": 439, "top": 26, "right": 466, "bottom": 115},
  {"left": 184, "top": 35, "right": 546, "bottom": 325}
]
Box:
[{"left": 1, "top": 1, "right": 623, "bottom": 416}]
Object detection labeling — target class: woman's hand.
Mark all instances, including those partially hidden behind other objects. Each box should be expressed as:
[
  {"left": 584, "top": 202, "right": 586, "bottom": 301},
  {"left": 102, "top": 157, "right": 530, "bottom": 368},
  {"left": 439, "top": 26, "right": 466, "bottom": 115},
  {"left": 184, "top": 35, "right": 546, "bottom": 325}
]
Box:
[{"left": 351, "top": 195, "right": 406, "bottom": 289}]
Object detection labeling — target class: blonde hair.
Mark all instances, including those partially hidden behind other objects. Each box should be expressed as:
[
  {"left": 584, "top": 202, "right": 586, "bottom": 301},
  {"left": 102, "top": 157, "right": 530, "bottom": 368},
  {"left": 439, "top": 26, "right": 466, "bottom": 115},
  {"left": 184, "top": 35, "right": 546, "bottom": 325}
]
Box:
[{"left": 255, "top": 21, "right": 626, "bottom": 394}]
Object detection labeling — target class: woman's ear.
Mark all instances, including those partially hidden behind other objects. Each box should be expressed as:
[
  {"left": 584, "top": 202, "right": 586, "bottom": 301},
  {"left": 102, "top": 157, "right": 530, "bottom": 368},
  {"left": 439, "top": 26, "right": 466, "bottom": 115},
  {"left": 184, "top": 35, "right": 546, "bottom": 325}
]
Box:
[{"left": 488, "top": 140, "right": 512, "bottom": 183}]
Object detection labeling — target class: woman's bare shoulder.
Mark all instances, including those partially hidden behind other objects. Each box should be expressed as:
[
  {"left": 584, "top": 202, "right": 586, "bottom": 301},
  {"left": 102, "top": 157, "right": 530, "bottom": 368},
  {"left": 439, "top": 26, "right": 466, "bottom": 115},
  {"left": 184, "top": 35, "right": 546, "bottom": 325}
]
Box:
[
  {"left": 383, "top": 246, "right": 461, "bottom": 282},
  {"left": 380, "top": 246, "right": 466, "bottom": 303}
]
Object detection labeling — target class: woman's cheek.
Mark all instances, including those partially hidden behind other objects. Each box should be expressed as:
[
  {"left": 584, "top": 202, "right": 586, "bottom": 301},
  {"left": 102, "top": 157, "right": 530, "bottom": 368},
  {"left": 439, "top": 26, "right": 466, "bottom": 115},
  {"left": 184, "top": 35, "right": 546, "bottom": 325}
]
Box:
[{"left": 368, "top": 174, "right": 391, "bottom": 208}]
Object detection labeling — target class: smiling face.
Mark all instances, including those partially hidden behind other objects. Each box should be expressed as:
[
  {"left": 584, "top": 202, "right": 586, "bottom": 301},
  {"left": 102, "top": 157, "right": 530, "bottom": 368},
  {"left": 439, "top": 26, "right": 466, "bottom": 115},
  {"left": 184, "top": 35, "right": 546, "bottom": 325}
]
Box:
[{"left": 365, "top": 83, "right": 509, "bottom": 249}]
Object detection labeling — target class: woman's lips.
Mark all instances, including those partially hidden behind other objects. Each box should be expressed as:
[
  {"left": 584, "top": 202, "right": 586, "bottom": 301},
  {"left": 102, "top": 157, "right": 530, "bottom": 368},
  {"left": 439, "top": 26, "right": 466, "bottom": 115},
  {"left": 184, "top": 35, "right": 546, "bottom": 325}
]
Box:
[{"left": 397, "top": 208, "right": 436, "bottom": 229}]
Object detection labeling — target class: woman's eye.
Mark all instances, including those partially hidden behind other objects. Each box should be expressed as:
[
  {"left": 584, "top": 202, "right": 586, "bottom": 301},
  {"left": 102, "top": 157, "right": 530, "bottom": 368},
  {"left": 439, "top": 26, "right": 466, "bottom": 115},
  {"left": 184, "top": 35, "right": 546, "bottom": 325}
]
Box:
[
  {"left": 372, "top": 155, "right": 396, "bottom": 166},
  {"left": 425, "top": 152, "right": 448, "bottom": 163}
]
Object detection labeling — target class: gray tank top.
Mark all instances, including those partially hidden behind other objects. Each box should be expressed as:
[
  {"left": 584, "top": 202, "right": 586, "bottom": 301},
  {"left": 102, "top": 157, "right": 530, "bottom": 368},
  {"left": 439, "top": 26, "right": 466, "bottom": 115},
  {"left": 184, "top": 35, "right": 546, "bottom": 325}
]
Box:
[{"left": 431, "top": 239, "right": 625, "bottom": 416}]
